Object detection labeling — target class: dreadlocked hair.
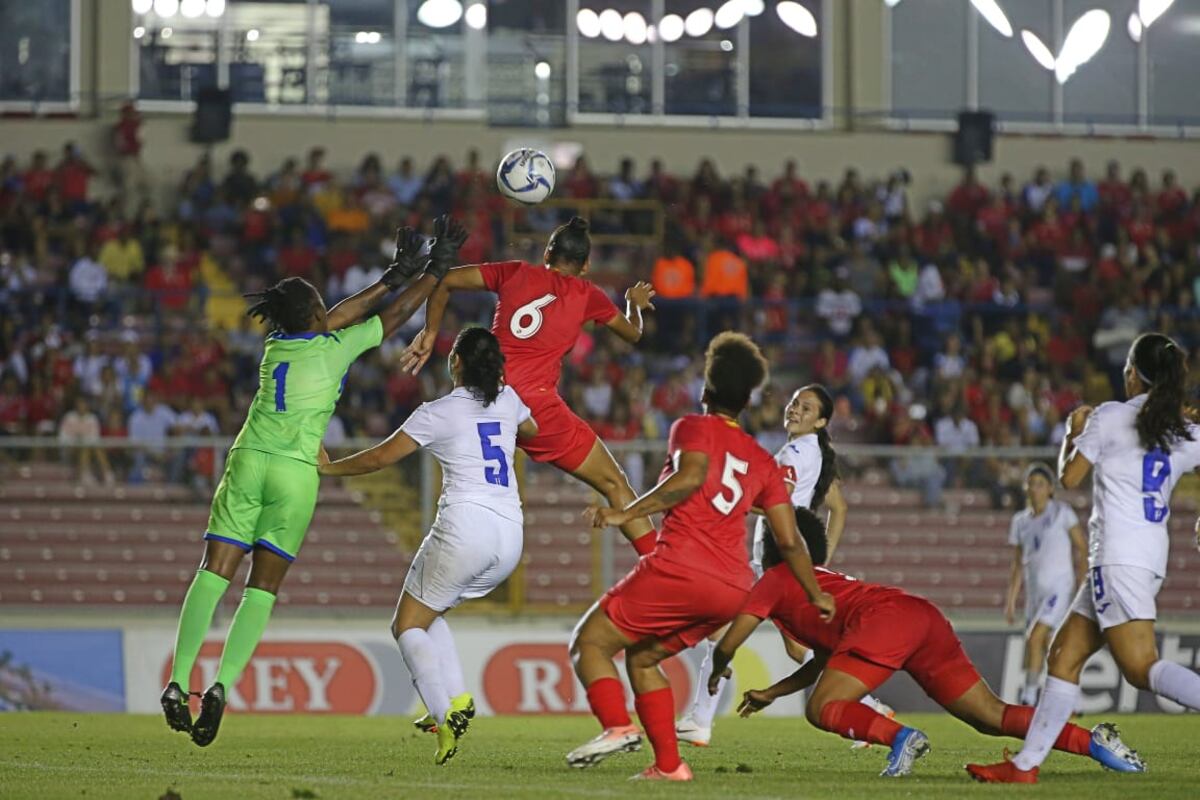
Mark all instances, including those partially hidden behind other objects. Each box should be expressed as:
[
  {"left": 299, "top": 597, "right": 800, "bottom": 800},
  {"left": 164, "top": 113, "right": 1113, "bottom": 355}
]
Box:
[
  {"left": 244, "top": 277, "right": 321, "bottom": 335},
  {"left": 1130, "top": 333, "right": 1192, "bottom": 453},
  {"left": 453, "top": 326, "right": 506, "bottom": 407},
  {"left": 797, "top": 384, "right": 838, "bottom": 510}
]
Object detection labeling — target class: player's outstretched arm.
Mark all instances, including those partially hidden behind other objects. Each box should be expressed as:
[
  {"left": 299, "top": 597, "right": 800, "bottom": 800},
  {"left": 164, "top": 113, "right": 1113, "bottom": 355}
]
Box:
[
  {"left": 1058, "top": 405, "right": 1094, "bottom": 489},
  {"left": 709, "top": 613, "right": 763, "bottom": 693},
  {"left": 823, "top": 479, "right": 848, "bottom": 562},
  {"left": 318, "top": 430, "right": 421, "bottom": 476},
  {"left": 326, "top": 282, "right": 389, "bottom": 331},
  {"left": 400, "top": 265, "right": 487, "bottom": 374},
  {"left": 738, "top": 651, "right": 830, "bottom": 717},
  {"left": 764, "top": 501, "right": 835, "bottom": 621},
  {"left": 582, "top": 450, "right": 708, "bottom": 530},
  {"left": 604, "top": 281, "right": 656, "bottom": 344},
  {"left": 326, "top": 227, "right": 428, "bottom": 330}
]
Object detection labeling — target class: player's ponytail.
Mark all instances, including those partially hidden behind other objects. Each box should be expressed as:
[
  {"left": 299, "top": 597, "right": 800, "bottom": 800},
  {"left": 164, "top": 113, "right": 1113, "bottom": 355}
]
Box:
[
  {"left": 546, "top": 216, "right": 591, "bottom": 270},
  {"left": 1130, "top": 333, "right": 1192, "bottom": 453},
  {"left": 245, "top": 277, "right": 321, "bottom": 334},
  {"left": 799, "top": 384, "right": 839, "bottom": 510},
  {"left": 761, "top": 507, "right": 829, "bottom": 570},
  {"left": 454, "top": 326, "right": 505, "bottom": 407}
]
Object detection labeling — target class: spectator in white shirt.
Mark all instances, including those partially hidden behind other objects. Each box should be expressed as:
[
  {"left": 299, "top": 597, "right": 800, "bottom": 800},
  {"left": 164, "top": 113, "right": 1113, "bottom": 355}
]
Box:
[
  {"left": 1022, "top": 166, "right": 1054, "bottom": 213},
  {"left": 913, "top": 262, "right": 946, "bottom": 308},
  {"left": 934, "top": 334, "right": 967, "bottom": 382},
  {"left": 816, "top": 270, "right": 863, "bottom": 340},
  {"left": 935, "top": 403, "right": 981, "bottom": 453},
  {"left": 73, "top": 337, "right": 110, "bottom": 397},
  {"left": 59, "top": 395, "right": 114, "bottom": 485},
  {"left": 847, "top": 330, "right": 891, "bottom": 385},
  {"left": 128, "top": 392, "right": 177, "bottom": 482},
  {"left": 171, "top": 396, "right": 220, "bottom": 485},
  {"left": 69, "top": 243, "right": 108, "bottom": 305}
]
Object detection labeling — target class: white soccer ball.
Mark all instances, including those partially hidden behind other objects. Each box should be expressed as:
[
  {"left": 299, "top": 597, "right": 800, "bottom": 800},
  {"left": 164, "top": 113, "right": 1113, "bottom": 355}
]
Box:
[{"left": 496, "top": 148, "right": 556, "bottom": 205}]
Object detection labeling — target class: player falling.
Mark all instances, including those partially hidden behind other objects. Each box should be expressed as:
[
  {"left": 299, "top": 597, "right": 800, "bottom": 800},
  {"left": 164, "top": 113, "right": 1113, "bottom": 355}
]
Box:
[
  {"left": 160, "top": 219, "right": 467, "bottom": 745},
  {"left": 1003, "top": 462, "right": 1086, "bottom": 706},
  {"left": 566, "top": 333, "right": 835, "bottom": 781},
  {"left": 319, "top": 327, "right": 535, "bottom": 765},
  {"left": 971, "top": 333, "right": 1200, "bottom": 783},
  {"left": 712, "top": 507, "right": 1145, "bottom": 779},
  {"left": 400, "top": 216, "right": 660, "bottom": 555}
]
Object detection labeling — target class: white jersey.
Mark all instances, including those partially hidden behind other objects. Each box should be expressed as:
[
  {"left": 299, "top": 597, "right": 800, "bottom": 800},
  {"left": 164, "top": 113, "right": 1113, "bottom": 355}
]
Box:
[
  {"left": 1073, "top": 393, "right": 1200, "bottom": 576},
  {"left": 1008, "top": 499, "right": 1079, "bottom": 594},
  {"left": 400, "top": 385, "right": 531, "bottom": 523},
  {"left": 751, "top": 434, "right": 823, "bottom": 570}
]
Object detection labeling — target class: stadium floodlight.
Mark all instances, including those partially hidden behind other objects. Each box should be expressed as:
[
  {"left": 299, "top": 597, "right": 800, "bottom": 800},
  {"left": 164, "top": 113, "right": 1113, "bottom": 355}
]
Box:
[
  {"left": 416, "top": 0, "right": 463, "bottom": 29},
  {"left": 180, "top": 0, "right": 204, "bottom": 18},
  {"left": 715, "top": 0, "right": 745, "bottom": 29},
  {"left": 464, "top": 2, "right": 487, "bottom": 30},
  {"left": 1138, "top": 0, "right": 1175, "bottom": 28},
  {"left": 1128, "top": 11, "right": 1143, "bottom": 42},
  {"left": 131, "top": 0, "right": 152, "bottom": 14},
  {"left": 776, "top": 2, "right": 818, "bottom": 37},
  {"left": 153, "top": 0, "right": 179, "bottom": 18},
  {"left": 684, "top": 7, "right": 714, "bottom": 37},
  {"left": 246, "top": 28, "right": 259, "bottom": 41},
  {"left": 577, "top": 9, "right": 601, "bottom": 38},
  {"left": 534, "top": 61, "right": 551, "bottom": 79},
  {"left": 1021, "top": 29, "right": 1056, "bottom": 70},
  {"left": 624, "top": 12, "right": 648, "bottom": 44},
  {"left": 969, "top": 0, "right": 1013, "bottom": 37},
  {"left": 1055, "top": 9, "right": 1110, "bottom": 83},
  {"left": 659, "top": 13, "right": 685, "bottom": 42},
  {"left": 599, "top": 9, "right": 624, "bottom": 41},
  {"left": 884, "top": 0, "right": 903, "bottom": 7},
  {"left": 744, "top": 0, "right": 765, "bottom": 16},
  {"left": 133, "top": 25, "right": 146, "bottom": 38},
  {"left": 205, "top": 0, "right": 225, "bottom": 18}
]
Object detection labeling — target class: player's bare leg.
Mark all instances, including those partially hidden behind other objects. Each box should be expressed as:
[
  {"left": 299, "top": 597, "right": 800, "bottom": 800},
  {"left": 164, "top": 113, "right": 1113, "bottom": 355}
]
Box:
[
  {"left": 1108, "top": 616, "right": 1200, "bottom": 709},
  {"left": 566, "top": 603, "right": 642, "bottom": 767},
  {"left": 807, "top": 668, "right": 928, "bottom": 777},
  {"left": 625, "top": 639, "right": 692, "bottom": 781},
  {"left": 1021, "top": 622, "right": 1053, "bottom": 705},
  {"left": 570, "top": 440, "right": 656, "bottom": 549}
]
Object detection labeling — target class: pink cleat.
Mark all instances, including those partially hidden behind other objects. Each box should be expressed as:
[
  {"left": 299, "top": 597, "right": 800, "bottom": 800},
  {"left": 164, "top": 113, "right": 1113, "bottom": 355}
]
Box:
[
  {"left": 629, "top": 762, "right": 694, "bottom": 781},
  {"left": 565, "top": 725, "right": 642, "bottom": 768}
]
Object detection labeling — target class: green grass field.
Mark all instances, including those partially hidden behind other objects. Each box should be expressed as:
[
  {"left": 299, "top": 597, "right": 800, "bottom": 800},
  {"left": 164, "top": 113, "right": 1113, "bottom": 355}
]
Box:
[{"left": 1, "top": 713, "right": 1195, "bottom": 799}]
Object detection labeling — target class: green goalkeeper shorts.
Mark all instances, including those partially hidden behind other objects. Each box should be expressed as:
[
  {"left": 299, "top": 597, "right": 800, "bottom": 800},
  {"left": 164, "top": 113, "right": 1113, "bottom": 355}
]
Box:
[{"left": 204, "top": 447, "right": 320, "bottom": 562}]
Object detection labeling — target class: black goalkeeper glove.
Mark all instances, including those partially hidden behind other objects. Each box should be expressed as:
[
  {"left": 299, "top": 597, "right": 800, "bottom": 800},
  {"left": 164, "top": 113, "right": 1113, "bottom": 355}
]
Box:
[
  {"left": 381, "top": 226, "right": 429, "bottom": 290},
  {"left": 423, "top": 215, "right": 469, "bottom": 283}
]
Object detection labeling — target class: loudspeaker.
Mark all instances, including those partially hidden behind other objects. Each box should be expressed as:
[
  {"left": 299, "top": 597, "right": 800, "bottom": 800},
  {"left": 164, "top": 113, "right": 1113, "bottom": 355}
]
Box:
[
  {"left": 953, "top": 110, "right": 994, "bottom": 166},
  {"left": 191, "top": 87, "right": 232, "bottom": 144}
]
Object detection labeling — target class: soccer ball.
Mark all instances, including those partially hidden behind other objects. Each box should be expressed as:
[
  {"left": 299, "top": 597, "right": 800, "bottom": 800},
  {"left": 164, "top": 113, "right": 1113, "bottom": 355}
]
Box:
[{"left": 496, "top": 148, "right": 556, "bottom": 205}]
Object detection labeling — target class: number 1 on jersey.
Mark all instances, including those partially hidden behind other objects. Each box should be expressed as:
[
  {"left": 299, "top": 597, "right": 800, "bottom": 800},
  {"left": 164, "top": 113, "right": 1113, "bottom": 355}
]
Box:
[
  {"left": 477, "top": 422, "right": 510, "bottom": 487},
  {"left": 273, "top": 362, "right": 290, "bottom": 412},
  {"left": 712, "top": 453, "right": 750, "bottom": 515}
]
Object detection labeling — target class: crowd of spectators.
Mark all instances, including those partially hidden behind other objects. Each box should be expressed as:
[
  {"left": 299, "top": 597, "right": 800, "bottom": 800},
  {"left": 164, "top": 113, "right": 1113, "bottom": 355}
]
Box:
[{"left": 2, "top": 132, "right": 1199, "bottom": 504}]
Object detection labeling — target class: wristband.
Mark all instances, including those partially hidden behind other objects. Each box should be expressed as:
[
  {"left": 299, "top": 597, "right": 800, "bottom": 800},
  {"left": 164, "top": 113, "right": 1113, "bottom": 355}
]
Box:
[{"left": 632, "top": 532, "right": 658, "bottom": 556}]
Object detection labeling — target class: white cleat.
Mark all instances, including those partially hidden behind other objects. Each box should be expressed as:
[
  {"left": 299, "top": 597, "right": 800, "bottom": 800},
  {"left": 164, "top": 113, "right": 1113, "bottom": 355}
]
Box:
[
  {"left": 1089, "top": 722, "right": 1147, "bottom": 773},
  {"left": 675, "top": 715, "right": 712, "bottom": 747},
  {"left": 566, "top": 725, "right": 643, "bottom": 769}
]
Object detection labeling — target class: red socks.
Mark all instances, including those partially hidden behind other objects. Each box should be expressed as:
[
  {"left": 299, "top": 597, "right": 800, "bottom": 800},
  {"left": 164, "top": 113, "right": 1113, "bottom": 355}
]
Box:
[
  {"left": 818, "top": 700, "right": 904, "bottom": 745},
  {"left": 1001, "top": 704, "right": 1092, "bottom": 755},
  {"left": 632, "top": 532, "right": 658, "bottom": 556},
  {"left": 585, "top": 677, "right": 631, "bottom": 729},
  {"left": 635, "top": 687, "right": 681, "bottom": 773}
]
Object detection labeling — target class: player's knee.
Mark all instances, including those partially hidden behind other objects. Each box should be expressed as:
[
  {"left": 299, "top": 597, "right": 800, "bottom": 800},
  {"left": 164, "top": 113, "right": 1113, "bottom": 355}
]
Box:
[
  {"left": 804, "top": 696, "right": 828, "bottom": 729},
  {"left": 1046, "top": 640, "right": 1087, "bottom": 681},
  {"left": 1116, "top": 658, "right": 1154, "bottom": 690}
]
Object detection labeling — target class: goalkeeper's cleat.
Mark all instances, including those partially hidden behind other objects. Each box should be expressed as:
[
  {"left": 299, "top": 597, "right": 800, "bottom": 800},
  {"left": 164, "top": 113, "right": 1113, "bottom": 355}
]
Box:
[
  {"left": 434, "top": 705, "right": 472, "bottom": 766},
  {"left": 629, "top": 762, "right": 693, "bottom": 781},
  {"left": 566, "top": 725, "right": 643, "bottom": 768},
  {"left": 190, "top": 683, "right": 226, "bottom": 748},
  {"left": 966, "top": 751, "right": 1039, "bottom": 784},
  {"left": 880, "top": 726, "right": 929, "bottom": 777},
  {"left": 1089, "top": 722, "right": 1147, "bottom": 773},
  {"left": 674, "top": 715, "right": 712, "bottom": 747},
  {"left": 449, "top": 693, "right": 476, "bottom": 729},
  {"left": 160, "top": 682, "right": 192, "bottom": 734},
  {"left": 413, "top": 712, "right": 438, "bottom": 735}
]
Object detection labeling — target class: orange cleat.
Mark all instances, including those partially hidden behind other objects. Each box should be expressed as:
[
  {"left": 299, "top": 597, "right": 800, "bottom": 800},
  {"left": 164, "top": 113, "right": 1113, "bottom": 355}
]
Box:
[
  {"left": 629, "top": 762, "right": 694, "bottom": 781},
  {"left": 966, "top": 754, "right": 1039, "bottom": 784}
]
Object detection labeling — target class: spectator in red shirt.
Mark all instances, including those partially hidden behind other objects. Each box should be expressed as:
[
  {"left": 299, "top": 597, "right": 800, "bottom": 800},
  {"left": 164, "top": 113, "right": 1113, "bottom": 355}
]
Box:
[
  {"left": 736, "top": 219, "right": 781, "bottom": 267},
  {"left": 144, "top": 256, "right": 193, "bottom": 311},
  {"left": 112, "top": 101, "right": 148, "bottom": 207},
  {"left": 301, "top": 147, "right": 333, "bottom": 190},
  {"left": 913, "top": 201, "right": 954, "bottom": 261},
  {"left": 1046, "top": 317, "right": 1086, "bottom": 369},
  {"left": 22, "top": 150, "right": 54, "bottom": 203},
  {"left": 812, "top": 339, "right": 850, "bottom": 394},
  {"left": 55, "top": 142, "right": 96, "bottom": 209},
  {"left": 947, "top": 167, "right": 990, "bottom": 222},
  {"left": 563, "top": 155, "right": 598, "bottom": 199},
  {"left": 642, "top": 158, "right": 680, "bottom": 204},
  {"left": 1098, "top": 160, "right": 1132, "bottom": 217},
  {"left": 651, "top": 373, "right": 692, "bottom": 420},
  {"left": 278, "top": 228, "right": 319, "bottom": 279},
  {"left": 1156, "top": 169, "right": 1187, "bottom": 220},
  {"left": 1126, "top": 203, "right": 1155, "bottom": 248},
  {"left": 0, "top": 374, "right": 29, "bottom": 434}
]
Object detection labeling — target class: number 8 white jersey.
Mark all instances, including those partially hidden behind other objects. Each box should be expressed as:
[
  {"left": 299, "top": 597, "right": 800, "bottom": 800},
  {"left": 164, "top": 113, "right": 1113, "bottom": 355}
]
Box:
[
  {"left": 400, "top": 386, "right": 532, "bottom": 523},
  {"left": 1073, "top": 393, "right": 1200, "bottom": 576}
]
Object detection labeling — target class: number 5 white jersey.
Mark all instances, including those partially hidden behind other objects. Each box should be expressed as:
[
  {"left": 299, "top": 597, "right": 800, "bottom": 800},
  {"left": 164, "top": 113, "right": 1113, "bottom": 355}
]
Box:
[
  {"left": 400, "top": 386, "right": 532, "bottom": 523},
  {"left": 1073, "top": 393, "right": 1200, "bottom": 576}
]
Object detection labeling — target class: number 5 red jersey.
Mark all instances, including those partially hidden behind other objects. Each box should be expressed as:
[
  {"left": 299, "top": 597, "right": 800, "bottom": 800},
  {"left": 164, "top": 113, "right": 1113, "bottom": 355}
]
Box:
[
  {"left": 478, "top": 261, "right": 619, "bottom": 394},
  {"left": 652, "top": 414, "right": 791, "bottom": 590}
]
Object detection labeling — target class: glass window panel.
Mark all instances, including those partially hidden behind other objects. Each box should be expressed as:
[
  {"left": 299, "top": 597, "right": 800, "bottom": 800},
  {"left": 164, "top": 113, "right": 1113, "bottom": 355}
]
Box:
[
  {"left": 487, "top": 0, "right": 566, "bottom": 125},
  {"left": 665, "top": 0, "right": 737, "bottom": 116},
  {"left": 748, "top": 1, "right": 823, "bottom": 118},
  {"left": 1148, "top": 4, "right": 1200, "bottom": 126},
  {"left": 0, "top": 0, "right": 72, "bottom": 102},
  {"left": 1062, "top": 0, "right": 1137, "bottom": 125},
  {"left": 889, "top": 0, "right": 967, "bottom": 121},
  {"left": 406, "top": 0, "right": 466, "bottom": 108},
  {"left": 224, "top": 1, "right": 313, "bottom": 105},
  {"left": 135, "top": 6, "right": 220, "bottom": 102},
  {"left": 978, "top": 1, "right": 1052, "bottom": 123},
  {"left": 317, "top": 0, "right": 396, "bottom": 106},
  {"left": 576, "top": 1, "right": 653, "bottom": 115}
]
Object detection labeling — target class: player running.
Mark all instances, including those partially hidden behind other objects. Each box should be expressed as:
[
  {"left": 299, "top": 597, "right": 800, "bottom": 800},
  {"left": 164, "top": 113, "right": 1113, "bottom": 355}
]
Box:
[
  {"left": 318, "top": 327, "right": 536, "bottom": 765},
  {"left": 1003, "top": 462, "right": 1087, "bottom": 706},
  {"left": 970, "top": 333, "right": 1200, "bottom": 783},
  {"left": 565, "top": 333, "right": 835, "bottom": 781},
  {"left": 160, "top": 218, "right": 467, "bottom": 746},
  {"left": 711, "top": 507, "right": 1146, "bottom": 779},
  {"left": 399, "top": 217, "right": 660, "bottom": 555}
]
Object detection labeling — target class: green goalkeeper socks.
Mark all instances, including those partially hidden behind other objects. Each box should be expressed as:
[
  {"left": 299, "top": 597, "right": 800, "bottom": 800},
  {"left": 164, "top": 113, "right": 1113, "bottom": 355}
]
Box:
[
  {"left": 170, "top": 569, "right": 231, "bottom": 688},
  {"left": 215, "top": 587, "right": 277, "bottom": 688}
]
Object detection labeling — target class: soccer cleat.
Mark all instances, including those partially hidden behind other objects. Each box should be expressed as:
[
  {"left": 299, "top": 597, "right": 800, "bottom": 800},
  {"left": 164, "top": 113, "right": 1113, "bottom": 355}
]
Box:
[
  {"left": 413, "top": 712, "right": 438, "bottom": 734},
  {"left": 160, "top": 682, "right": 192, "bottom": 734},
  {"left": 966, "top": 752, "right": 1039, "bottom": 784},
  {"left": 565, "top": 725, "right": 643, "bottom": 768},
  {"left": 629, "top": 762, "right": 694, "bottom": 781},
  {"left": 1089, "top": 722, "right": 1147, "bottom": 773},
  {"left": 434, "top": 696, "right": 475, "bottom": 766},
  {"left": 675, "top": 715, "right": 712, "bottom": 747},
  {"left": 190, "top": 683, "right": 226, "bottom": 748},
  {"left": 880, "top": 726, "right": 930, "bottom": 777},
  {"left": 851, "top": 702, "right": 896, "bottom": 750}
]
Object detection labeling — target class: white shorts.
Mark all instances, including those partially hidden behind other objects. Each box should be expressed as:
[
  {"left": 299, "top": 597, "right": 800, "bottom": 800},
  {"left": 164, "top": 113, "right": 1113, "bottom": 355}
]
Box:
[
  {"left": 403, "top": 503, "right": 524, "bottom": 613},
  {"left": 1068, "top": 565, "right": 1163, "bottom": 630},
  {"left": 1025, "top": 579, "right": 1075, "bottom": 631}
]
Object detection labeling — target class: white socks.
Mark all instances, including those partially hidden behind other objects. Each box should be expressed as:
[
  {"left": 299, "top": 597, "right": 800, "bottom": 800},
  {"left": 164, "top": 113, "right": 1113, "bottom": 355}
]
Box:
[
  {"left": 689, "top": 639, "right": 727, "bottom": 728},
  {"left": 398, "top": 627, "right": 450, "bottom": 724},
  {"left": 1149, "top": 659, "right": 1200, "bottom": 710},
  {"left": 1012, "top": 676, "right": 1079, "bottom": 772},
  {"left": 427, "top": 616, "right": 467, "bottom": 698}
]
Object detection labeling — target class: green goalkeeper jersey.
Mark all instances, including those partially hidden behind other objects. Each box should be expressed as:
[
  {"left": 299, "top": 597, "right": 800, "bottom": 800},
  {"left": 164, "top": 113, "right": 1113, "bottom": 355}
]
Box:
[{"left": 229, "top": 316, "right": 383, "bottom": 464}]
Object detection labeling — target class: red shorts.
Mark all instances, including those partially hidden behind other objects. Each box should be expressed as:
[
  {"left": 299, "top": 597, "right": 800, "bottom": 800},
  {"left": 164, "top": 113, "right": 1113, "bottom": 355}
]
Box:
[
  {"left": 826, "top": 595, "right": 981, "bottom": 707},
  {"left": 600, "top": 556, "right": 748, "bottom": 655},
  {"left": 515, "top": 387, "right": 597, "bottom": 473}
]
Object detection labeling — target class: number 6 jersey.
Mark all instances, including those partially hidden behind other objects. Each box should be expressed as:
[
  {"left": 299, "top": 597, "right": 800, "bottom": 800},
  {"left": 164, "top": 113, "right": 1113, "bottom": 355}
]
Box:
[
  {"left": 400, "top": 385, "right": 532, "bottom": 523},
  {"left": 1073, "top": 393, "right": 1200, "bottom": 576},
  {"left": 653, "top": 414, "right": 791, "bottom": 590}
]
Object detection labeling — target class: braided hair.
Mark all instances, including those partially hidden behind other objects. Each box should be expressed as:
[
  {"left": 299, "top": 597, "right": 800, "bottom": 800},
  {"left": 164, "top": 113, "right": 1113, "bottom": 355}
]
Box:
[
  {"left": 244, "top": 277, "right": 322, "bottom": 335},
  {"left": 796, "top": 384, "right": 838, "bottom": 510},
  {"left": 546, "top": 216, "right": 591, "bottom": 270},
  {"left": 1129, "top": 333, "right": 1192, "bottom": 453},
  {"left": 453, "top": 327, "right": 506, "bottom": 407}
]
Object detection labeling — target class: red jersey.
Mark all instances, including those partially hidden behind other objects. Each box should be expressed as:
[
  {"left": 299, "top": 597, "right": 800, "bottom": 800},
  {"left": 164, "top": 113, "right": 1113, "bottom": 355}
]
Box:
[
  {"left": 652, "top": 414, "right": 790, "bottom": 590},
  {"left": 742, "top": 564, "right": 906, "bottom": 653},
  {"left": 479, "top": 261, "right": 619, "bottom": 393}
]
